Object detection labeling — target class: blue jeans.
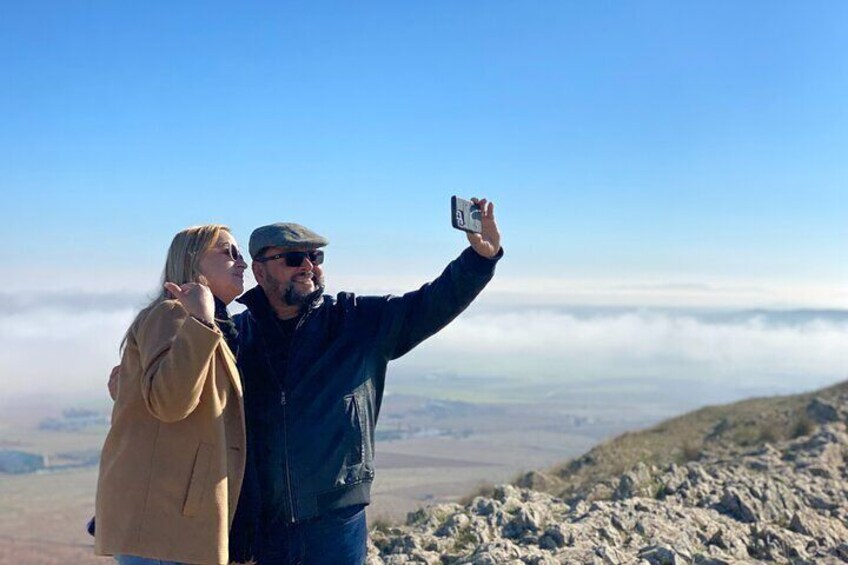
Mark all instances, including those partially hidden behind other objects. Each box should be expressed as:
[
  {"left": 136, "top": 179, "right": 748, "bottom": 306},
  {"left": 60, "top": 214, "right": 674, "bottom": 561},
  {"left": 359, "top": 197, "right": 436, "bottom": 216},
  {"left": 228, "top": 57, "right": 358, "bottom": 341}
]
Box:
[
  {"left": 257, "top": 505, "right": 367, "bottom": 565},
  {"left": 115, "top": 555, "right": 184, "bottom": 565}
]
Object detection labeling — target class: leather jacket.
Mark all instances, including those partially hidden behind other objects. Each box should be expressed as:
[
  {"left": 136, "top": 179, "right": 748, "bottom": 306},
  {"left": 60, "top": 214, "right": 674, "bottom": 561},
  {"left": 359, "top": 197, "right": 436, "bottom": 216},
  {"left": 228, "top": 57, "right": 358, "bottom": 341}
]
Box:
[{"left": 232, "top": 246, "right": 501, "bottom": 531}]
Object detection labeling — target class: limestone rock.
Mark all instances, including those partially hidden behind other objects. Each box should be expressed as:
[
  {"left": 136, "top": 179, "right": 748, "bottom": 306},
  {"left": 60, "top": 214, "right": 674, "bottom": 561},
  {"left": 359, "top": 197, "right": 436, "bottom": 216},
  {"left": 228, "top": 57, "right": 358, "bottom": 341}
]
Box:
[{"left": 371, "top": 404, "right": 848, "bottom": 565}]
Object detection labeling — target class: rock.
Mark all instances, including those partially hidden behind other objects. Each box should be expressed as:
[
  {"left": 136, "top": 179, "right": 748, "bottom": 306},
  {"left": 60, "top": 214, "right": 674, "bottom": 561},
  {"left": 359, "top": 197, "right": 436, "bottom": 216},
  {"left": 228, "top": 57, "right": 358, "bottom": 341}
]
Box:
[
  {"left": 466, "top": 539, "right": 522, "bottom": 564},
  {"left": 789, "top": 511, "right": 812, "bottom": 536},
  {"left": 587, "top": 481, "right": 616, "bottom": 501},
  {"left": 692, "top": 556, "right": 730, "bottom": 565},
  {"left": 637, "top": 545, "right": 678, "bottom": 565},
  {"left": 435, "top": 512, "right": 470, "bottom": 537},
  {"left": 370, "top": 392, "right": 848, "bottom": 565},
  {"left": 609, "top": 514, "right": 626, "bottom": 531},
  {"left": 634, "top": 519, "right": 648, "bottom": 536},
  {"left": 833, "top": 542, "right": 848, "bottom": 561},
  {"left": 595, "top": 544, "right": 628, "bottom": 564},
  {"left": 522, "top": 555, "right": 560, "bottom": 565},
  {"left": 492, "top": 485, "right": 521, "bottom": 504},
  {"left": 806, "top": 398, "right": 840, "bottom": 423},
  {"left": 614, "top": 462, "right": 653, "bottom": 500},
  {"left": 471, "top": 497, "right": 499, "bottom": 516},
  {"left": 501, "top": 504, "right": 546, "bottom": 539},
  {"left": 380, "top": 534, "right": 420, "bottom": 554},
  {"left": 716, "top": 487, "right": 758, "bottom": 522},
  {"left": 597, "top": 526, "right": 622, "bottom": 546},
  {"left": 537, "top": 525, "right": 566, "bottom": 550},
  {"left": 615, "top": 473, "right": 639, "bottom": 500},
  {"left": 808, "top": 494, "right": 838, "bottom": 511}
]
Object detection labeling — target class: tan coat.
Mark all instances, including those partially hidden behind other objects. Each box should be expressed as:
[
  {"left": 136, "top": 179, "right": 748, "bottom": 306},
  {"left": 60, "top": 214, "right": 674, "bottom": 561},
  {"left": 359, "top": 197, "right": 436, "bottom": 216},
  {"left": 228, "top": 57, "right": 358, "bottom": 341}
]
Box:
[{"left": 95, "top": 300, "right": 246, "bottom": 565}]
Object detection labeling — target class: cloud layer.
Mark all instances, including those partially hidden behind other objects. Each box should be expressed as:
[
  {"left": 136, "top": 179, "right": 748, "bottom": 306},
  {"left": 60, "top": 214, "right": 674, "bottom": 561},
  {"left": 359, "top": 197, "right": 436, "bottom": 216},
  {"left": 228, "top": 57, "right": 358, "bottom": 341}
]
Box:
[
  {"left": 396, "top": 307, "right": 848, "bottom": 394},
  {"left": 1, "top": 292, "right": 845, "bottom": 400}
]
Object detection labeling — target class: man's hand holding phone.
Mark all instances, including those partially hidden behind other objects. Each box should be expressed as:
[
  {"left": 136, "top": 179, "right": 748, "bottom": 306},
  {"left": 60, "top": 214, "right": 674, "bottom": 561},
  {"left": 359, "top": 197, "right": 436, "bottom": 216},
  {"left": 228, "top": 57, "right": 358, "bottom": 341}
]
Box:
[{"left": 452, "top": 196, "right": 501, "bottom": 259}]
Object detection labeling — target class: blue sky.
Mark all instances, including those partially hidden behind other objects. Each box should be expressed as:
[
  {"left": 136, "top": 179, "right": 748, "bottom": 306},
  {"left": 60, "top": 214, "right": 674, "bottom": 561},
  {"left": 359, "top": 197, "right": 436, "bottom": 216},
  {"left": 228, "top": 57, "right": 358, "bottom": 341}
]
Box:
[
  {"left": 2, "top": 1, "right": 846, "bottom": 306},
  {"left": 1, "top": 1, "right": 847, "bottom": 399}
]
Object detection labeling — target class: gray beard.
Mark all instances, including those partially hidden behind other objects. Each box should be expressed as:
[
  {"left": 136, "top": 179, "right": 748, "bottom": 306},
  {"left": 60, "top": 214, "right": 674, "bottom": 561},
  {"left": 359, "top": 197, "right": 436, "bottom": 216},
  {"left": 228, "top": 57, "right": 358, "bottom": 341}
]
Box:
[{"left": 282, "top": 274, "right": 325, "bottom": 308}]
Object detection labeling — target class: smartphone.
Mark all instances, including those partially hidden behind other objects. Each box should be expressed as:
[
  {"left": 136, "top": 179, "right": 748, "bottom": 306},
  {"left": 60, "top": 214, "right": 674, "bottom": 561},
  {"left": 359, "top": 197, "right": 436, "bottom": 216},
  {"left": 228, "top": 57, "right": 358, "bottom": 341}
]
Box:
[{"left": 451, "top": 196, "right": 483, "bottom": 234}]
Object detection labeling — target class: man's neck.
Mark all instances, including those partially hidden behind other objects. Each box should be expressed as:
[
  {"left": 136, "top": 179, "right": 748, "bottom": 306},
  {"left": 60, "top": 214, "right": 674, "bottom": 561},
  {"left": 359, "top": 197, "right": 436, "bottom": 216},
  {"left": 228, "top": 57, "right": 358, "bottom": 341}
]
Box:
[{"left": 267, "top": 294, "right": 302, "bottom": 320}]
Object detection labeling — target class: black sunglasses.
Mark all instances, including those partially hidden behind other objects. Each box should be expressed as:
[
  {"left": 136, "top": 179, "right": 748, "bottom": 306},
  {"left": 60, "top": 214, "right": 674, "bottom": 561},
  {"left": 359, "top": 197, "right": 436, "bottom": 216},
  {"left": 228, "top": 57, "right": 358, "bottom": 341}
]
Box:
[{"left": 256, "top": 249, "right": 325, "bottom": 267}]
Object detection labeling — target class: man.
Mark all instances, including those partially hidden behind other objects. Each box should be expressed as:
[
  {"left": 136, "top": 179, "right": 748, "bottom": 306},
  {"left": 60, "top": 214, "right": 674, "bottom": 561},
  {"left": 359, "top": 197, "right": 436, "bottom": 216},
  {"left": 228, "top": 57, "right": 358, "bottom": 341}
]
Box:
[{"left": 232, "top": 198, "right": 502, "bottom": 564}]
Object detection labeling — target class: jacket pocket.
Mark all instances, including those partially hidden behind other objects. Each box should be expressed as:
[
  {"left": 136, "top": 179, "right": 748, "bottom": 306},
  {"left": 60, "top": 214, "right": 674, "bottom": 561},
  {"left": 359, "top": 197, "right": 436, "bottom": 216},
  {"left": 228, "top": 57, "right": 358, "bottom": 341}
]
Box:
[
  {"left": 343, "top": 394, "right": 363, "bottom": 466},
  {"left": 182, "top": 442, "right": 214, "bottom": 517}
]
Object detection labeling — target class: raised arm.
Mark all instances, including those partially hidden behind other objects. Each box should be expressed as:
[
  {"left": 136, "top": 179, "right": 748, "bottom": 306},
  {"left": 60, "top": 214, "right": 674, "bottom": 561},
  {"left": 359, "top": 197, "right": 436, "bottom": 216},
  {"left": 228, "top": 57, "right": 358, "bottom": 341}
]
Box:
[
  {"left": 379, "top": 197, "right": 503, "bottom": 360},
  {"left": 136, "top": 297, "right": 221, "bottom": 423}
]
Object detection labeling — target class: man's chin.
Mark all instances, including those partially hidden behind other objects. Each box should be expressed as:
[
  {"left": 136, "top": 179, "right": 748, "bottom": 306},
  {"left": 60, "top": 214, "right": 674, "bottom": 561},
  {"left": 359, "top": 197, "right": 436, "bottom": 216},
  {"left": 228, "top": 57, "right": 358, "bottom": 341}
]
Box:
[
  {"left": 295, "top": 281, "right": 315, "bottom": 293},
  {"left": 283, "top": 285, "right": 322, "bottom": 307}
]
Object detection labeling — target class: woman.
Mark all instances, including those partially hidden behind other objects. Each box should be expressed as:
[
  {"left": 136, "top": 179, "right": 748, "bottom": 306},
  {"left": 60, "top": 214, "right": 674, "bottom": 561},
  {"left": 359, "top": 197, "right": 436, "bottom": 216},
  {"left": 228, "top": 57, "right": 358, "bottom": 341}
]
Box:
[{"left": 95, "top": 225, "right": 248, "bottom": 565}]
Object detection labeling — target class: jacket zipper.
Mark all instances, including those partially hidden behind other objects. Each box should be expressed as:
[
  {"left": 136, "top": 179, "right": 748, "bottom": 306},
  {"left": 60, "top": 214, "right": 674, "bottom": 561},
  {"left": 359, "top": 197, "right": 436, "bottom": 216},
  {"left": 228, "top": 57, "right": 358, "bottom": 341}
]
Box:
[
  {"left": 279, "top": 307, "right": 312, "bottom": 524},
  {"left": 258, "top": 312, "right": 299, "bottom": 524},
  {"left": 278, "top": 388, "right": 295, "bottom": 523},
  {"left": 255, "top": 295, "right": 319, "bottom": 525}
]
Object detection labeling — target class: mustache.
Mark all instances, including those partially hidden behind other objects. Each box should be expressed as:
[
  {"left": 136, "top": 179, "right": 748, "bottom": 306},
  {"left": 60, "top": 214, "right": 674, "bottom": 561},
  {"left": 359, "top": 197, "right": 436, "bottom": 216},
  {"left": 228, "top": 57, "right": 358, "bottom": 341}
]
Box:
[
  {"left": 281, "top": 272, "right": 325, "bottom": 307},
  {"left": 284, "top": 283, "right": 325, "bottom": 307},
  {"left": 309, "top": 272, "right": 325, "bottom": 287}
]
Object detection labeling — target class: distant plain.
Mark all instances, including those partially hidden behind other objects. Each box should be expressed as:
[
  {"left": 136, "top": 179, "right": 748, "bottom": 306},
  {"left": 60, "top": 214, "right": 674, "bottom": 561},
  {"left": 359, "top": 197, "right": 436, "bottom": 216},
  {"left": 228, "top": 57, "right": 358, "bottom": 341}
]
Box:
[{"left": 0, "top": 371, "right": 814, "bottom": 564}]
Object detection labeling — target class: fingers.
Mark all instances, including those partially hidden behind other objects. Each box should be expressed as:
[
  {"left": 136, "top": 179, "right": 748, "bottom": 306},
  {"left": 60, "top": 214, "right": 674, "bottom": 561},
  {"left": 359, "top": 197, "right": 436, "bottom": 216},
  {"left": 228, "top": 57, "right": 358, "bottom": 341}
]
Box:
[
  {"left": 466, "top": 231, "right": 482, "bottom": 245},
  {"left": 469, "top": 197, "right": 494, "bottom": 220},
  {"left": 164, "top": 281, "right": 208, "bottom": 296},
  {"left": 163, "top": 281, "right": 182, "bottom": 298}
]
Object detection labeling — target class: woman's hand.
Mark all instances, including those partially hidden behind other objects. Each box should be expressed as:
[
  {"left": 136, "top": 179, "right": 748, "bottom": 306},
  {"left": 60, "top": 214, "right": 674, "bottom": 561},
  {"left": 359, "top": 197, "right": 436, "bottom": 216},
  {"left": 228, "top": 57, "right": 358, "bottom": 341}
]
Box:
[{"left": 164, "top": 281, "right": 215, "bottom": 325}]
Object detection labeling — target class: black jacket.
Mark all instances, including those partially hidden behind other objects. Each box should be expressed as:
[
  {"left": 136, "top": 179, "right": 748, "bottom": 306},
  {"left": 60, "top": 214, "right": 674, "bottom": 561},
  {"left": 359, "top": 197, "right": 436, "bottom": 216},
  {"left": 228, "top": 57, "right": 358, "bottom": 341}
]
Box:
[{"left": 231, "top": 246, "right": 500, "bottom": 535}]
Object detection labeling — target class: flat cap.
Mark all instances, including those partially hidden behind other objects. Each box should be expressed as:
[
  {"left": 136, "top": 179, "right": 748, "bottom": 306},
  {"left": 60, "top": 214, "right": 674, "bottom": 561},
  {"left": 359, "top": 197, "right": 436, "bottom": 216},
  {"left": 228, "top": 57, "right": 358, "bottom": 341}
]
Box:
[{"left": 249, "top": 222, "right": 329, "bottom": 259}]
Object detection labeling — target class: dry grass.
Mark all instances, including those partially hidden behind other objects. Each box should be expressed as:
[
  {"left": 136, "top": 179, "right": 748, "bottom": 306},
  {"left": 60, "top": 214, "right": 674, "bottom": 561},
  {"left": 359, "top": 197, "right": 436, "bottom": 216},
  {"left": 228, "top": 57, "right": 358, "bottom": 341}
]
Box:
[
  {"left": 790, "top": 413, "right": 816, "bottom": 439},
  {"left": 679, "top": 439, "right": 703, "bottom": 463},
  {"left": 457, "top": 480, "right": 497, "bottom": 506},
  {"left": 368, "top": 514, "right": 394, "bottom": 534},
  {"left": 532, "top": 380, "right": 848, "bottom": 500}
]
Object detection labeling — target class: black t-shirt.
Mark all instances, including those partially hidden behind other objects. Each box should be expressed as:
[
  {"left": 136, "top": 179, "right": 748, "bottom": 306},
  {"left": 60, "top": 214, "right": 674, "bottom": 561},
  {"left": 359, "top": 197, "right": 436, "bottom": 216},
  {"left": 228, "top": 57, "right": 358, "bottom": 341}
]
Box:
[{"left": 268, "top": 315, "right": 299, "bottom": 388}]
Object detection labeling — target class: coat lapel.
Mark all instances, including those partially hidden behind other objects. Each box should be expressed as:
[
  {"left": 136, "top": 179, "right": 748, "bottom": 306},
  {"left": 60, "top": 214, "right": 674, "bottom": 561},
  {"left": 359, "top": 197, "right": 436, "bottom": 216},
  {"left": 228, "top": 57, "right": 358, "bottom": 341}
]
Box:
[{"left": 219, "top": 344, "right": 243, "bottom": 397}]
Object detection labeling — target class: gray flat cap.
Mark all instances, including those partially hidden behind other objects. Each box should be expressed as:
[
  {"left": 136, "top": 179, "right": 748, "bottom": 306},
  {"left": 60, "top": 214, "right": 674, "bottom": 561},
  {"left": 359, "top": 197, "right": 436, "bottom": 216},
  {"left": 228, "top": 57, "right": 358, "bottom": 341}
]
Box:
[{"left": 249, "top": 222, "right": 329, "bottom": 259}]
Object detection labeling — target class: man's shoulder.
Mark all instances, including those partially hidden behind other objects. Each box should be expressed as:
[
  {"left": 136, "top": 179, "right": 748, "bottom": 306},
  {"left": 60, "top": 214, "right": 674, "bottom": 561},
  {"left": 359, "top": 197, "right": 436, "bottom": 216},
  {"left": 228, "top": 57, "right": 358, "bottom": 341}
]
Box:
[
  {"left": 317, "top": 292, "right": 354, "bottom": 314},
  {"left": 328, "top": 291, "right": 355, "bottom": 305},
  {"left": 316, "top": 292, "right": 395, "bottom": 328},
  {"left": 326, "top": 291, "right": 392, "bottom": 309}
]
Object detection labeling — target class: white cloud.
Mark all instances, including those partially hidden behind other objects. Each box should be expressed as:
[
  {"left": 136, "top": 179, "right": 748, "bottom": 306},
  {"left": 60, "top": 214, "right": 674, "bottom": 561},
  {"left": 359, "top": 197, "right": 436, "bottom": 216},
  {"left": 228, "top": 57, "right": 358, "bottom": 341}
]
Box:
[
  {"left": 1, "top": 291, "right": 845, "bottom": 400},
  {"left": 332, "top": 274, "right": 847, "bottom": 310},
  {"left": 396, "top": 308, "right": 848, "bottom": 392},
  {"left": 0, "top": 305, "right": 136, "bottom": 399}
]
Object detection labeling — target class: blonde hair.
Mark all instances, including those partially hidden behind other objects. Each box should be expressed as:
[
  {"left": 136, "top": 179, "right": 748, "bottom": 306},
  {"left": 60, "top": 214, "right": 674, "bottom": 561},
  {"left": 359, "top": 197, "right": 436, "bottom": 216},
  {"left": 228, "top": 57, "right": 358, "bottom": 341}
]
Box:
[{"left": 122, "top": 224, "right": 230, "bottom": 351}]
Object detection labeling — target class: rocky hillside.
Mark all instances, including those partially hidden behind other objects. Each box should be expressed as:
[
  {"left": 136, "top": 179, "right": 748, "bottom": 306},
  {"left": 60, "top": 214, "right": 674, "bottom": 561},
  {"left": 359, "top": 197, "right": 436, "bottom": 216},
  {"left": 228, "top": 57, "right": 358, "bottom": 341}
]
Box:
[{"left": 367, "top": 382, "right": 848, "bottom": 564}]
